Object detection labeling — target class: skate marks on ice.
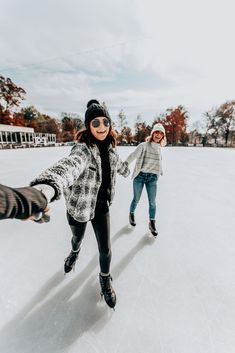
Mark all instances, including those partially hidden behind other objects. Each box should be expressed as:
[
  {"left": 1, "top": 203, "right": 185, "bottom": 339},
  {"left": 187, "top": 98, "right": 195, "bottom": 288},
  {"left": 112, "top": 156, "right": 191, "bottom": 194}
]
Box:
[
  {"left": 112, "top": 235, "right": 155, "bottom": 279},
  {"left": 0, "top": 256, "right": 112, "bottom": 353},
  {"left": 0, "top": 226, "right": 154, "bottom": 353},
  {"left": 112, "top": 223, "right": 135, "bottom": 240},
  {"left": 111, "top": 225, "right": 156, "bottom": 278},
  {"left": 112, "top": 223, "right": 156, "bottom": 242},
  {"left": 112, "top": 222, "right": 157, "bottom": 242}
]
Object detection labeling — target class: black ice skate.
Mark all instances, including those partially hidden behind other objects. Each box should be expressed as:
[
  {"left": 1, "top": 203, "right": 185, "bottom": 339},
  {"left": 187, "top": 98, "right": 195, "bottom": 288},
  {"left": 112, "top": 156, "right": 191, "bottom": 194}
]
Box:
[
  {"left": 99, "top": 273, "right": 116, "bottom": 309},
  {"left": 64, "top": 249, "right": 80, "bottom": 273},
  {"left": 129, "top": 213, "right": 136, "bottom": 227},
  {"left": 149, "top": 220, "right": 158, "bottom": 237}
]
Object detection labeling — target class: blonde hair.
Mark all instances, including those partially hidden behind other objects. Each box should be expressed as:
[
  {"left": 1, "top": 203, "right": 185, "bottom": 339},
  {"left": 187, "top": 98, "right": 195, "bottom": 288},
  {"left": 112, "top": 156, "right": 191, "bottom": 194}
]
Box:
[{"left": 146, "top": 132, "right": 167, "bottom": 146}]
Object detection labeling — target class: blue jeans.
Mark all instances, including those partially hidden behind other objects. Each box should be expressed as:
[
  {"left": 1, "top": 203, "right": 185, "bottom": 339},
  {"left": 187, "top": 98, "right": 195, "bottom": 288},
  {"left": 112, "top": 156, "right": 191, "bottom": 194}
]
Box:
[{"left": 130, "top": 172, "right": 158, "bottom": 220}]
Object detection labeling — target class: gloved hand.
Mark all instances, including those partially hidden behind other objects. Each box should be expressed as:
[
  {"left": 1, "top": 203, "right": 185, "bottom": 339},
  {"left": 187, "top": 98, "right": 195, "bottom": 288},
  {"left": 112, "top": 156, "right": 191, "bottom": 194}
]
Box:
[
  {"left": 28, "top": 207, "right": 51, "bottom": 224},
  {"left": 0, "top": 184, "right": 48, "bottom": 221}
]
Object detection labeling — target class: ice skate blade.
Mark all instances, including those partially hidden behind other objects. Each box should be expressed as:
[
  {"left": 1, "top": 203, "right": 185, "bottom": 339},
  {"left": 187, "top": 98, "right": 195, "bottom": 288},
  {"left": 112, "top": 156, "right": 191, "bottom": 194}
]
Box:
[
  {"left": 100, "top": 292, "right": 116, "bottom": 310},
  {"left": 148, "top": 230, "right": 158, "bottom": 238},
  {"left": 64, "top": 266, "right": 76, "bottom": 275}
]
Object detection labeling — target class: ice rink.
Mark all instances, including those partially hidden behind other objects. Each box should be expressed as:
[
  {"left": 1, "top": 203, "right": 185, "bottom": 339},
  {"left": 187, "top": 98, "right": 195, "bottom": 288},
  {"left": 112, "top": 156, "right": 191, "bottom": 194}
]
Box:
[{"left": 0, "top": 146, "right": 235, "bottom": 353}]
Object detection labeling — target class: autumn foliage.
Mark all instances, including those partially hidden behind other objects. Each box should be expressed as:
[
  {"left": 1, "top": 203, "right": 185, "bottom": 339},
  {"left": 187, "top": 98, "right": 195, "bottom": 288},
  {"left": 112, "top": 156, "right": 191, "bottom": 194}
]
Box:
[
  {"left": 155, "top": 106, "right": 188, "bottom": 145},
  {"left": 0, "top": 75, "right": 83, "bottom": 142}
]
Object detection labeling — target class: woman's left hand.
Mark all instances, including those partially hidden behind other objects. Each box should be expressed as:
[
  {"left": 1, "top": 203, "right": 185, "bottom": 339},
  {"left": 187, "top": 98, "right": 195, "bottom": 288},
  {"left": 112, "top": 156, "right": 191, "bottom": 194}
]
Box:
[{"left": 26, "top": 207, "right": 51, "bottom": 223}]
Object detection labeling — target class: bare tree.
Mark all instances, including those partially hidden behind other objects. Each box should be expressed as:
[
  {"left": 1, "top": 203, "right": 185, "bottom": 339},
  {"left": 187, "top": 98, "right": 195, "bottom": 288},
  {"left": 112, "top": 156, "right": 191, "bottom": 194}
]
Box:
[
  {"left": 117, "top": 109, "right": 127, "bottom": 132},
  {"left": 216, "top": 100, "right": 235, "bottom": 146},
  {"left": 204, "top": 108, "right": 221, "bottom": 145}
]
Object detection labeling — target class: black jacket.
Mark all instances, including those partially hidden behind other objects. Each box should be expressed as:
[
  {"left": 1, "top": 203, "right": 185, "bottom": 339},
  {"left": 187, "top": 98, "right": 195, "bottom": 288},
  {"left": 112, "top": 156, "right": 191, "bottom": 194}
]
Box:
[{"left": 0, "top": 184, "right": 47, "bottom": 220}]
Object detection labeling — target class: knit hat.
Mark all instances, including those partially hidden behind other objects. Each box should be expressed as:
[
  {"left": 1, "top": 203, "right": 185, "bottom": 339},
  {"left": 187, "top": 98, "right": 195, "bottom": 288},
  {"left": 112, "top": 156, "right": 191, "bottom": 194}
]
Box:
[
  {"left": 150, "top": 123, "right": 167, "bottom": 146},
  {"left": 85, "top": 99, "right": 111, "bottom": 128},
  {"left": 151, "top": 123, "right": 165, "bottom": 136}
]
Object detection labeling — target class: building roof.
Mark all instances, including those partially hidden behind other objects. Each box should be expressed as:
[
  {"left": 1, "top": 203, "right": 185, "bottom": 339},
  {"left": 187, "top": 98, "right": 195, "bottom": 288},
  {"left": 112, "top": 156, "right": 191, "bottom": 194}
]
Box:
[{"left": 0, "top": 124, "right": 34, "bottom": 133}]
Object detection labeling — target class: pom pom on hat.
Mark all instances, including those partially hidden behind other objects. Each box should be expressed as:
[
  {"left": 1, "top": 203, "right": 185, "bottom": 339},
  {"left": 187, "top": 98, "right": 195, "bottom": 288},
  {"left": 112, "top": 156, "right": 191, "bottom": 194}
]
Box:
[
  {"left": 85, "top": 99, "right": 111, "bottom": 128},
  {"left": 86, "top": 99, "right": 100, "bottom": 108}
]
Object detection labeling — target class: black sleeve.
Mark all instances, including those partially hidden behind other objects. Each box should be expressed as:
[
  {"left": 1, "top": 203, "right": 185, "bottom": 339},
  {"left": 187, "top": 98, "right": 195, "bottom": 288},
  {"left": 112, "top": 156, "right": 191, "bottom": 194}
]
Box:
[{"left": 0, "top": 184, "right": 47, "bottom": 220}]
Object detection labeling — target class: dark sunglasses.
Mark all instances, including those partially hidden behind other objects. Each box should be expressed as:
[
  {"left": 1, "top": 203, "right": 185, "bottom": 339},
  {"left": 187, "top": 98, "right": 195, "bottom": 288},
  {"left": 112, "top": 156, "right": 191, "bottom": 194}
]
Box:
[{"left": 91, "top": 118, "right": 110, "bottom": 128}]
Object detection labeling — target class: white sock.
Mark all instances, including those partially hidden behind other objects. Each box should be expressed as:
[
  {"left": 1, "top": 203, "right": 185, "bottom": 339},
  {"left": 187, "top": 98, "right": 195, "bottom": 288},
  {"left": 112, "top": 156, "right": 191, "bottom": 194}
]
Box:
[
  {"left": 72, "top": 248, "right": 80, "bottom": 253},
  {"left": 100, "top": 272, "right": 110, "bottom": 277}
]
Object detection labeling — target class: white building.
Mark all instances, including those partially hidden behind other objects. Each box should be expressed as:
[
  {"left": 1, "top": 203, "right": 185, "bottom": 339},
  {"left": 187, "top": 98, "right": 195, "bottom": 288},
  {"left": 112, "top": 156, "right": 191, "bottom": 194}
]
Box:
[{"left": 0, "top": 124, "right": 56, "bottom": 148}]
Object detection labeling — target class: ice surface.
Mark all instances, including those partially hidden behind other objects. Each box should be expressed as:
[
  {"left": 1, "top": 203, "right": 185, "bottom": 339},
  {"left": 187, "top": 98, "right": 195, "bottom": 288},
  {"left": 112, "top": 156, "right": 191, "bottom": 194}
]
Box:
[{"left": 0, "top": 146, "right": 235, "bottom": 353}]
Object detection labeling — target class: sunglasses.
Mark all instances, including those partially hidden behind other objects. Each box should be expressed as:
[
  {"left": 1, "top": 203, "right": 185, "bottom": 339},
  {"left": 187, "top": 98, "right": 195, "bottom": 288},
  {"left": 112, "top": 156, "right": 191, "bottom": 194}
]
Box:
[{"left": 91, "top": 118, "right": 110, "bottom": 128}]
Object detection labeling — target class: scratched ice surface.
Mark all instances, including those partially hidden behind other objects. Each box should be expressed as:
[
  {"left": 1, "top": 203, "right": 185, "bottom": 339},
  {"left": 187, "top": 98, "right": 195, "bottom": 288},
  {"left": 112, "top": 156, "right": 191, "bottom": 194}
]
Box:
[{"left": 0, "top": 146, "right": 235, "bottom": 353}]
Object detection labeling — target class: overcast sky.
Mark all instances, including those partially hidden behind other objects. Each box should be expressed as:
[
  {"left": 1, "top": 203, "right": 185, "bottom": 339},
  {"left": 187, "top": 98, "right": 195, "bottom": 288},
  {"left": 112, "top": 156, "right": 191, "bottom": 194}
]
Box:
[{"left": 1, "top": 0, "right": 235, "bottom": 130}]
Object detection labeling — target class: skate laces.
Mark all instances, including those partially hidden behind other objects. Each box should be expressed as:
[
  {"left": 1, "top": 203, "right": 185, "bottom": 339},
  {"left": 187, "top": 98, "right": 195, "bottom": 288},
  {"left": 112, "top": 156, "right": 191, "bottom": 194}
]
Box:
[
  {"left": 100, "top": 275, "right": 113, "bottom": 293},
  {"left": 65, "top": 250, "right": 79, "bottom": 265}
]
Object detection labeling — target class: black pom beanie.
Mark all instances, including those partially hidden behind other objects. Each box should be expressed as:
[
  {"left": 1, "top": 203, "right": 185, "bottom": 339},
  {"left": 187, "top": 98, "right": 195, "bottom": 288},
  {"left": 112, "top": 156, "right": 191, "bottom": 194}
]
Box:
[{"left": 85, "top": 99, "right": 111, "bottom": 128}]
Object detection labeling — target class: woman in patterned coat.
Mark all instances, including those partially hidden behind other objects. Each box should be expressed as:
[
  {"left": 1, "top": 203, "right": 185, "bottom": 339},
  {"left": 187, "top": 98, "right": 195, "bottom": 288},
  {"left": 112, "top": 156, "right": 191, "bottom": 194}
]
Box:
[{"left": 30, "top": 100, "right": 130, "bottom": 309}]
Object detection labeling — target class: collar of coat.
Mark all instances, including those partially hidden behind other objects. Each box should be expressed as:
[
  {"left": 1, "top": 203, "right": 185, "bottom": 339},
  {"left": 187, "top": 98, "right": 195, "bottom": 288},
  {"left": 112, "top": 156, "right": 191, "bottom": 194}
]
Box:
[{"left": 88, "top": 143, "right": 116, "bottom": 167}]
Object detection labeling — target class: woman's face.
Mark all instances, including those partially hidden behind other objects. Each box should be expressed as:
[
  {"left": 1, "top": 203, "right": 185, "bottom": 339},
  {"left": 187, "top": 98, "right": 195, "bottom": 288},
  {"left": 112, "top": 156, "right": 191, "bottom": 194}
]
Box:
[
  {"left": 90, "top": 116, "right": 110, "bottom": 141},
  {"left": 152, "top": 131, "right": 164, "bottom": 143}
]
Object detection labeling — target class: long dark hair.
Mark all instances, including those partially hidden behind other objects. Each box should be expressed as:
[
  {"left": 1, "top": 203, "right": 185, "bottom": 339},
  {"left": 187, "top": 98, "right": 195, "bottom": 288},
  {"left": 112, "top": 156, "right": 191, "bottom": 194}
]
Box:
[{"left": 76, "top": 127, "right": 118, "bottom": 148}]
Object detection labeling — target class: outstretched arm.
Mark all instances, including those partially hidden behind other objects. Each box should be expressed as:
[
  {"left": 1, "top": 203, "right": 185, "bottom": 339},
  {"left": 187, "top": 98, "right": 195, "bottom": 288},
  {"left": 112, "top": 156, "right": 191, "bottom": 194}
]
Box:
[
  {"left": 30, "top": 144, "right": 87, "bottom": 200},
  {"left": 0, "top": 184, "right": 48, "bottom": 220},
  {"left": 125, "top": 143, "right": 144, "bottom": 165}
]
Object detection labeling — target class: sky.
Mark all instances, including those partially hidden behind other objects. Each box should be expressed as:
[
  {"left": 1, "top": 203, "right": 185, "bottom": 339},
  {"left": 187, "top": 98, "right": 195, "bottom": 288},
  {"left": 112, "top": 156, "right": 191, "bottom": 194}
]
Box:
[
  {"left": 1, "top": 0, "right": 235, "bottom": 130},
  {"left": 0, "top": 146, "right": 235, "bottom": 353}
]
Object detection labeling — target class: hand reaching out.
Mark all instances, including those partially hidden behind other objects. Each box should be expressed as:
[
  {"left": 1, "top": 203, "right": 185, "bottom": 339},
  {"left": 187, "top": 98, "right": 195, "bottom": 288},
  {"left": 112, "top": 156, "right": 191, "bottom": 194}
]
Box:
[
  {"left": 26, "top": 207, "right": 51, "bottom": 223},
  {"left": 0, "top": 184, "right": 49, "bottom": 221}
]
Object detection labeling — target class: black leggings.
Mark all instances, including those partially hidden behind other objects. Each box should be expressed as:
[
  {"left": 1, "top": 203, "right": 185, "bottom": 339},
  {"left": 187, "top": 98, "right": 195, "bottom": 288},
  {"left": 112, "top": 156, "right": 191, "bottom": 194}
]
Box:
[{"left": 67, "top": 206, "right": 111, "bottom": 274}]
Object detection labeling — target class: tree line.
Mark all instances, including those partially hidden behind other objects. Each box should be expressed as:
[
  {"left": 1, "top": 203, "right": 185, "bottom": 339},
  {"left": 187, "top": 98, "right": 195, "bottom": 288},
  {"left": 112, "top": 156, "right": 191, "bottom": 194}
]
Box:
[
  {"left": 1, "top": 75, "right": 235, "bottom": 146},
  {"left": 0, "top": 75, "right": 83, "bottom": 142},
  {"left": 202, "top": 101, "right": 235, "bottom": 146}
]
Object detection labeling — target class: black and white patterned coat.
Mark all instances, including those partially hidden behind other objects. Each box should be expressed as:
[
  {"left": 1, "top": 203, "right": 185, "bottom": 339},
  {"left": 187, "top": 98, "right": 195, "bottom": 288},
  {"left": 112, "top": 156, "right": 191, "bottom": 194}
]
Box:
[{"left": 31, "top": 142, "right": 130, "bottom": 222}]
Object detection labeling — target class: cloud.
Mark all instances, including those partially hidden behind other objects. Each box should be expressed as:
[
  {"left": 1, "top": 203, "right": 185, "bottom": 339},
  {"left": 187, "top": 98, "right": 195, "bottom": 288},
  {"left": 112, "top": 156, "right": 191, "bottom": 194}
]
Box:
[{"left": 1, "top": 0, "right": 235, "bottom": 128}]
